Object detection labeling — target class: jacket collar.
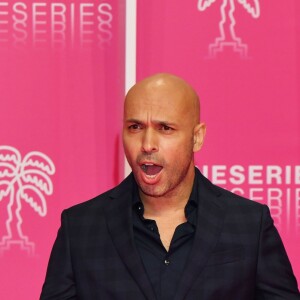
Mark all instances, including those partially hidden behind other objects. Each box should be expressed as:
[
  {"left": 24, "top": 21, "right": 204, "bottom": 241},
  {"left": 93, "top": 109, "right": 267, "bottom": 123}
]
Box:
[
  {"left": 104, "top": 174, "right": 157, "bottom": 300},
  {"left": 174, "top": 168, "right": 226, "bottom": 300}
]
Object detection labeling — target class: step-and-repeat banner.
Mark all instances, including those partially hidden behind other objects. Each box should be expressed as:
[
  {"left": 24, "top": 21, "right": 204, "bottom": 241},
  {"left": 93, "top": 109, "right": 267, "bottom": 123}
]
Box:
[
  {"left": 0, "top": 0, "right": 125, "bottom": 298},
  {"left": 0, "top": 1, "right": 299, "bottom": 299},
  {"left": 137, "top": 0, "right": 300, "bottom": 281}
]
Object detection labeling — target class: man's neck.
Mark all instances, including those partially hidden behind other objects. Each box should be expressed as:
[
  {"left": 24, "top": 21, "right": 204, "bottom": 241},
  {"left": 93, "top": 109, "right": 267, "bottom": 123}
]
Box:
[{"left": 139, "top": 168, "right": 196, "bottom": 251}]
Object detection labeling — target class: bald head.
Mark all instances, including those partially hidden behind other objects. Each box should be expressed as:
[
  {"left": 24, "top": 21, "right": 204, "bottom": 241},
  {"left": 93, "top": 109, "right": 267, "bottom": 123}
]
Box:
[
  {"left": 123, "top": 73, "right": 206, "bottom": 199},
  {"left": 124, "top": 73, "right": 200, "bottom": 125}
]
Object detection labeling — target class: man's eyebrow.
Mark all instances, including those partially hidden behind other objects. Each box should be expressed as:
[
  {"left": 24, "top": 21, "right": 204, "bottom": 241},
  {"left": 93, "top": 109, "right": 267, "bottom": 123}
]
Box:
[
  {"left": 124, "top": 119, "right": 177, "bottom": 127},
  {"left": 124, "top": 118, "right": 142, "bottom": 123},
  {"left": 152, "top": 120, "right": 177, "bottom": 127}
]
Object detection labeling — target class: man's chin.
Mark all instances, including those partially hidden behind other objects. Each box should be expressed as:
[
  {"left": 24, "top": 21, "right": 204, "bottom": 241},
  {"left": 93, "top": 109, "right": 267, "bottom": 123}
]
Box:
[
  {"left": 139, "top": 181, "right": 180, "bottom": 199},
  {"left": 138, "top": 185, "right": 166, "bottom": 198}
]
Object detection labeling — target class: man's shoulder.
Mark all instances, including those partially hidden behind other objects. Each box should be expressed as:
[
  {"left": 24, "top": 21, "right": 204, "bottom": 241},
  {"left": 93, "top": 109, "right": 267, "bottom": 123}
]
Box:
[
  {"left": 65, "top": 188, "right": 113, "bottom": 213},
  {"left": 215, "top": 184, "right": 263, "bottom": 208},
  {"left": 197, "top": 169, "right": 265, "bottom": 211},
  {"left": 198, "top": 172, "right": 269, "bottom": 226},
  {"left": 63, "top": 173, "right": 134, "bottom": 216}
]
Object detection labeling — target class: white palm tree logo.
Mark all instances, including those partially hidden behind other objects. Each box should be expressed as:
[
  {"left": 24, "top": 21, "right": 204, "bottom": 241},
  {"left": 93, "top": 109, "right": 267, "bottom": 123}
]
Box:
[
  {"left": 198, "top": 0, "right": 260, "bottom": 58},
  {"left": 0, "top": 146, "right": 55, "bottom": 256}
]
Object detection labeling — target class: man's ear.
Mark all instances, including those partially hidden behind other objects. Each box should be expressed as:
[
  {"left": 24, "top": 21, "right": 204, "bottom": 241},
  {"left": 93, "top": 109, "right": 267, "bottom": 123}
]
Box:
[{"left": 193, "top": 123, "right": 206, "bottom": 152}]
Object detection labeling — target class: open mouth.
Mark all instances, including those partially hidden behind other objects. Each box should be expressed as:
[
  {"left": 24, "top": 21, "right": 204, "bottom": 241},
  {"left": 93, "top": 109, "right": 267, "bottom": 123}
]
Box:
[{"left": 140, "top": 163, "right": 163, "bottom": 178}]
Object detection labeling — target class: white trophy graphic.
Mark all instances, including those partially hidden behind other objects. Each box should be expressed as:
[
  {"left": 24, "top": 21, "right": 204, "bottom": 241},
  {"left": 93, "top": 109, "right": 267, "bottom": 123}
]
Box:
[
  {"left": 0, "top": 146, "right": 55, "bottom": 256},
  {"left": 198, "top": 0, "right": 260, "bottom": 58}
]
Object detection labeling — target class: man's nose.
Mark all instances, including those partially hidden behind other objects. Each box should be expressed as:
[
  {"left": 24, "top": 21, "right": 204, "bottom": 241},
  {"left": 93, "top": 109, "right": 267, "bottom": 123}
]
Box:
[{"left": 141, "top": 128, "right": 158, "bottom": 153}]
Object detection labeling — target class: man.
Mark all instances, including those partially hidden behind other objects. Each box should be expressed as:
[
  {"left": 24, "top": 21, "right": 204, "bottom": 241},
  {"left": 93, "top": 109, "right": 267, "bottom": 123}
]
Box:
[{"left": 41, "top": 73, "right": 300, "bottom": 299}]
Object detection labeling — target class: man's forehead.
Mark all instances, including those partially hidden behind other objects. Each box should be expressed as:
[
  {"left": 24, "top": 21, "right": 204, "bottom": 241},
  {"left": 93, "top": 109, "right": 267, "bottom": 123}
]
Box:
[
  {"left": 124, "top": 93, "right": 187, "bottom": 119},
  {"left": 124, "top": 100, "right": 175, "bottom": 119},
  {"left": 123, "top": 100, "right": 195, "bottom": 129}
]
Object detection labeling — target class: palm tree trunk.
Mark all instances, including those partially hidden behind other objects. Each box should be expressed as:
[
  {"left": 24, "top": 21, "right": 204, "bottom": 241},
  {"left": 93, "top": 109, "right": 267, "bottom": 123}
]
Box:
[
  {"left": 1, "top": 187, "right": 17, "bottom": 243},
  {"left": 219, "top": 0, "right": 237, "bottom": 42}
]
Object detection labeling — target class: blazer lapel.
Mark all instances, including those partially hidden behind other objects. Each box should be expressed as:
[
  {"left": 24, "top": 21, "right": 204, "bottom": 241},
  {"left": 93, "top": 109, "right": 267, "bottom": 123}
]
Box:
[
  {"left": 174, "top": 171, "right": 227, "bottom": 300},
  {"left": 104, "top": 175, "right": 156, "bottom": 300}
]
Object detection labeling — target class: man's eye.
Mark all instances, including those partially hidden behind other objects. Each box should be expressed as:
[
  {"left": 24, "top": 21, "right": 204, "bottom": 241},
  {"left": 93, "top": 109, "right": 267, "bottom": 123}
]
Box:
[
  {"left": 160, "top": 125, "right": 173, "bottom": 131},
  {"left": 129, "top": 124, "right": 142, "bottom": 130}
]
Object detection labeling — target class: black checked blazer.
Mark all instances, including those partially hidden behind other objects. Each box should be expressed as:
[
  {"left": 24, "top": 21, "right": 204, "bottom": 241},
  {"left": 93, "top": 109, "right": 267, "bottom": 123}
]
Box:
[{"left": 40, "top": 169, "right": 300, "bottom": 299}]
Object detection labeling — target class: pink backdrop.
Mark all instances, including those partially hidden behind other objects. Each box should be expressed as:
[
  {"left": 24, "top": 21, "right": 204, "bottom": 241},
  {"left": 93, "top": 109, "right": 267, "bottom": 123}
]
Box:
[
  {"left": 137, "top": 0, "right": 300, "bottom": 283},
  {"left": 0, "top": 1, "right": 299, "bottom": 299},
  {"left": 0, "top": 0, "right": 125, "bottom": 299}
]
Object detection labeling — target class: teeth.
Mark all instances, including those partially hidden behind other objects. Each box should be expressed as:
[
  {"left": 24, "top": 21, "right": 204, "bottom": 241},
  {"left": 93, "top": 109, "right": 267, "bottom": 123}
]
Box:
[
  {"left": 145, "top": 174, "right": 155, "bottom": 178},
  {"left": 141, "top": 163, "right": 153, "bottom": 171}
]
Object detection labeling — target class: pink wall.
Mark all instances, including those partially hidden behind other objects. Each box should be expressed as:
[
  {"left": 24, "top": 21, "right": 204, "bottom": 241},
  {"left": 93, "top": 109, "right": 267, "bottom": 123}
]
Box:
[
  {"left": 0, "top": 1, "right": 299, "bottom": 299},
  {"left": 0, "top": 1, "right": 125, "bottom": 299},
  {"left": 137, "top": 0, "right": 300, "bottom": 282}
]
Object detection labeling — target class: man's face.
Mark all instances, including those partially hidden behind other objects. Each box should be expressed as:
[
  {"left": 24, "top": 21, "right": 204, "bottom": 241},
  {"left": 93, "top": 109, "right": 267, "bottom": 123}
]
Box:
[{"left": 123, "top": 77, "right": 205, "bottom": 199}]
